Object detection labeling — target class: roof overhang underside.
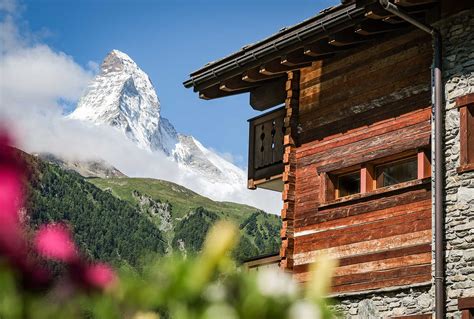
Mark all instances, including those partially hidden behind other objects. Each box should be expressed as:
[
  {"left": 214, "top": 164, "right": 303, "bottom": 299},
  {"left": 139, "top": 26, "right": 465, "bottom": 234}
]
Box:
[{"left": 183, "top": 0, "right": 438, "bottom": 110}]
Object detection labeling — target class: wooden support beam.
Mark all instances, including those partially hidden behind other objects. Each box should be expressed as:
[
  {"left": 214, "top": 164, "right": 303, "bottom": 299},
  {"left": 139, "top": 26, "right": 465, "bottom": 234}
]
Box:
[
  {"left": 249, "top": 77, "right": 287, "bottom": 110},
  {"left": 382, "top": 16, "right": 407, "bottom": 24},
  {"left": 259, "top": 58, "right": 311, "bottom": 75},
  {"left": 355, "top": 20, "right": 405, "bottom": 35},
  {"left": 281, "top": 49, "right": 325, "bottom": 67},
  {"left": 199, "top": 85, "right": 249, "bottom": 100},
  {"left": 219, "top": 76, "right": 258, "bottom": 92},
  {"left": 304, "top": 39, "right": 351, "bottom": 57},
  {"left": 365, "top": 4, "right": 393, "bottom": 20},
  {"left": 242, "top": 67, "right": 282, "bottom": 83},
  {"left": 328, "top": 29, "right": 371, "bottom": 46}
]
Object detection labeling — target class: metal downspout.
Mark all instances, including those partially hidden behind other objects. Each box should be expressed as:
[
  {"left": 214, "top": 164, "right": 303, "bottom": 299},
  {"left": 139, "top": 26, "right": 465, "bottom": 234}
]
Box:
[{"left": 379, "top": 1, "right": 445, "bottom": 318}]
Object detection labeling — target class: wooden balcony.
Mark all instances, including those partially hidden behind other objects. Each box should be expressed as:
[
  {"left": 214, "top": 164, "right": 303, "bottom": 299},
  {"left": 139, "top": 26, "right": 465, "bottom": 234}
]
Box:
[{"left": 248, "top": 106, "right": 285, "bottom": 191}]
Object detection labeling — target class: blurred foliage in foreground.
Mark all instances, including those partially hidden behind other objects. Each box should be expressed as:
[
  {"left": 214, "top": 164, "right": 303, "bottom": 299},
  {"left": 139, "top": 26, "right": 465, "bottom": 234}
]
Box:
[{"left": 0, "top": 221, "right": 338, "bottom": 319}]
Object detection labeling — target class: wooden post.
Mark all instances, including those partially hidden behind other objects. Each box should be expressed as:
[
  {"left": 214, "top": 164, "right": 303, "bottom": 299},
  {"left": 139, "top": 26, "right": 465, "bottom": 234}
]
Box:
[
  {"left": 417, "top": 149, "right": 431, "bottom": 179},
  {"left": 361, "top": 164, "right": 375, "bottom": 193}
]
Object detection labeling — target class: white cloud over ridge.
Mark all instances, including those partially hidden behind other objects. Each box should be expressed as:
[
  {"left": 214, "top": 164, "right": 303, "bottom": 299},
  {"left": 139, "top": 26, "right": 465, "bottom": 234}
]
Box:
[{"left": 0, "top": 1, "right": 281, "bottom": 214}]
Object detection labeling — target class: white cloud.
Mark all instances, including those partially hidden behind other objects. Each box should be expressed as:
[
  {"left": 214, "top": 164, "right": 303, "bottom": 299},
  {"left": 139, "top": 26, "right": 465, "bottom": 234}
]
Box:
[
  {"left": 0, "top": 15, "right": 93, "bottom": 110},
  {"left": 0, "top": 1, "right": 282, "bottom": 214}
]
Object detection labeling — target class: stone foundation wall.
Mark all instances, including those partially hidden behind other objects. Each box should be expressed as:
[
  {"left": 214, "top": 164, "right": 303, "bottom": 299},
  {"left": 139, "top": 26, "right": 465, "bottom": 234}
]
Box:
[
  {"left": 333, "top": 286, "right": 432, "bottom": 318},
  {"left": 440, "top": 8, "right": 474, "bottom": 318}
]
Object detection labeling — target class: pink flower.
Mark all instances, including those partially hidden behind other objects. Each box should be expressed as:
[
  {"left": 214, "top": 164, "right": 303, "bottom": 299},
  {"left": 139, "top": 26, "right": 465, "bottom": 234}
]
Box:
[
  {"left": 35, "top": 224, "right": 78, "bottom": 262},
  {"left": 0, "top": 133, "right": 25, "bottom": 258},
  {"left": 83, "top": 263, "right": 117, "bottom": 290},
  {"left": 0, "top": 168, "right": 22, "bottom": 226}
]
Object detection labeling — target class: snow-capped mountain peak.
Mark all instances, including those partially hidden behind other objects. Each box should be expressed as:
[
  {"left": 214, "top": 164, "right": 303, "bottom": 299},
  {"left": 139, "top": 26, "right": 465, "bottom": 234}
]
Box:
[
  {"left": 101, "top": 50, "right": 136, "bottom": 73},
  {"left": 69, "top": 49, "right": 177, "bottom": 154},
  {"left": 69, "top": 50, "right": 246, "bottom": 187}
]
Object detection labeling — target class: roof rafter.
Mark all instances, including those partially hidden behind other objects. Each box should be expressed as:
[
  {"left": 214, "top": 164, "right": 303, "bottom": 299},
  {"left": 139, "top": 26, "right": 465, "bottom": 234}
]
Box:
[
  {"left": 219, "top": 76, "right": 259, "bottom": 92},
  {"left": 355, "top": 20, "right": 406, "bottom": 35},
  {"left": 281, "top": 49, "right": 328, "bottom": 66},
  {"left": 328, "top": 29, "right": 372, "bottom": 46},
  {"left": 259, "top": 58, "right": 311, "bottom": 76},
  {"left": 242, "top": 68, "right": 283, "bottom": 83},
  {"left": 304, "top": 39, "right": 355, "bottom": 57},
  {"left": 199, "top": 85, "right": 249, "bottom": 100}
]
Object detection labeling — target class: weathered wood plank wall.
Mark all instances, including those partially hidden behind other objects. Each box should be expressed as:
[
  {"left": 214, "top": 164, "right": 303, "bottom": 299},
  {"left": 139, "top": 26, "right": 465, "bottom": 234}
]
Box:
[{"left": 291, "top": 30, "right": 433, "bottom": 294}]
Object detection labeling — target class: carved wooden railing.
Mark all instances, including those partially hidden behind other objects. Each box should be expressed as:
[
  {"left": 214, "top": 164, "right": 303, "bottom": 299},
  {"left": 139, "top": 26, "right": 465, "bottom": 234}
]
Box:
[{"left": 248, "top": 106, "right": 286, "bottom": 184}]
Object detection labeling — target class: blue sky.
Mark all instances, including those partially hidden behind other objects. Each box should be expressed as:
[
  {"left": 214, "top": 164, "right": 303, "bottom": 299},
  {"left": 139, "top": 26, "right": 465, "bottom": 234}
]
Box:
[{"left": 22, "top": 0, "right": 338, "bottom": 167}]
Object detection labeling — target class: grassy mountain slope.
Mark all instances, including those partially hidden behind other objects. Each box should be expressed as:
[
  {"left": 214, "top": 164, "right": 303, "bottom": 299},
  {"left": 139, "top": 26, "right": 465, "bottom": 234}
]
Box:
[
  {"left": 89, "top": 178, "right": 258, "bottom": 221},
  {"left": 90, "top": 178, "right": 282, "bottom": 261}
]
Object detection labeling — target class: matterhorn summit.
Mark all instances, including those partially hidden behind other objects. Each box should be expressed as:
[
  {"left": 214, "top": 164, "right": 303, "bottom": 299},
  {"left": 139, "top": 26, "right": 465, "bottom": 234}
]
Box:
[
  {"left": 70, "top": 50, "right": 245, "bottom": 186},
  {"left": 70, "top": 50, "right": 178, "bottom": 155}
]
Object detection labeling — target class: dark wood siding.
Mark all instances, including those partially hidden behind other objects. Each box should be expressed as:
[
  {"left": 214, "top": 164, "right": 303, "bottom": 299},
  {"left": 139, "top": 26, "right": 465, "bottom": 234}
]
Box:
[{"left": 291, "top": 30, "right": 433, "bottom": 294}]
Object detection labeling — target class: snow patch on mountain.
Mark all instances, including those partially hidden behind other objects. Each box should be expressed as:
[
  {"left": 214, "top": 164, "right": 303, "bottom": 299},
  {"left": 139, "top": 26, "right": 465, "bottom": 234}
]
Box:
[{"left": 69, "top": 50, "right": 246, "bottom": 187}]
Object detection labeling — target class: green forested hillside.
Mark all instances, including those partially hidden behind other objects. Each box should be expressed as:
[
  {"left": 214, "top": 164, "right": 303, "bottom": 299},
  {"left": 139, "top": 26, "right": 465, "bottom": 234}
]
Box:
[
  {"left": 172, "top": 207, "right": 219, "bottom": 253},
  {"left": 90, "top": 177, "right": 282, "bottom": 261},
  {"left": 23, "top": 153, "right": 166, "bottom": 267},
  {"left": 21, "top": 151, "right": 281, "bottom": 266}
]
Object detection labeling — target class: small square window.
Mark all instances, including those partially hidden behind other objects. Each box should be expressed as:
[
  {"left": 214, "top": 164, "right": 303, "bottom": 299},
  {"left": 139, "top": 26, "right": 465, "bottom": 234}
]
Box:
[
  {"left": 375, "top": 157, "right": 418, "bottom": 188},
  {"left": 336, "top": 171, "right": 360, "bottom": 198}
]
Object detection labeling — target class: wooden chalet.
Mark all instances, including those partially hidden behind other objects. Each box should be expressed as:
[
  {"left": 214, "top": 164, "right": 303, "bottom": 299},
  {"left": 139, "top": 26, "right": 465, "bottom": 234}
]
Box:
[{"left": 185, "top": 1, "right": 474, "bottom": 317}]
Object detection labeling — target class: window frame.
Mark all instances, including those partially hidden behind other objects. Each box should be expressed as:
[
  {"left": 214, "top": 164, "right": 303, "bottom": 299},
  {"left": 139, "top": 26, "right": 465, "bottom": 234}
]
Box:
[
  {"left": 456, "top": 93, "right": 474, "bottom": 173},
  {"left": 322, "top": 149, "right": 431, "bottom": 203},
  {"left": 458, "top": 297, "right": 474, "bottom": 319}
]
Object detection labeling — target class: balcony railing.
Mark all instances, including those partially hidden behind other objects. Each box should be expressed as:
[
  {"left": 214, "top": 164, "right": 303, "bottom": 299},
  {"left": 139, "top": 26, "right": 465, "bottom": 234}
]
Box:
[{"left": 248, "top": 106, "right": 286, "bottom": 188}]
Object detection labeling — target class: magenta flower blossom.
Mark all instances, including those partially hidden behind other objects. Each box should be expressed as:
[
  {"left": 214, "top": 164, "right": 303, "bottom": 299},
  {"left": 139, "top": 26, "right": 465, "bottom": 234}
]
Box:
[
  {"left": 83, "top": 263, "right": 117, "bottom": 290},
  {"left": 35, "top": 224, "right": 78, "bottom": 262},
  {"left": 0, "top": 168, "right": 22, "bottom": 225},
  {"left": 0, "top": 133, "right": 26, "bottom": 261}
]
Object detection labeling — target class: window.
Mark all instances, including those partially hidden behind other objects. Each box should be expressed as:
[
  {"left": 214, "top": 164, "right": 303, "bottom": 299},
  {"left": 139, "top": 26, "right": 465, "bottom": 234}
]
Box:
[
  {"left": 375, "top": 157, "right": 418, "bottom": 187},
  {"left": 336, "top": 171, "right": 360, "bottom": 198},
  {"left": 457, "top": 94, "right": 474, "bottom": 173},
  {"left": 323, "top": 149, "right": 431, "bottom": 202}
]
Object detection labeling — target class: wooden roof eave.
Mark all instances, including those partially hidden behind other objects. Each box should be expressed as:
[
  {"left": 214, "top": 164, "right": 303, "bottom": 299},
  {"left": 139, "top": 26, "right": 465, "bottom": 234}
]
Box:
[
  {"left": 184, "top": 0, "right": 438, "bottom": 103},
  {"left": 183, "top": 1, "right": 371, "bottom": 91}
]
